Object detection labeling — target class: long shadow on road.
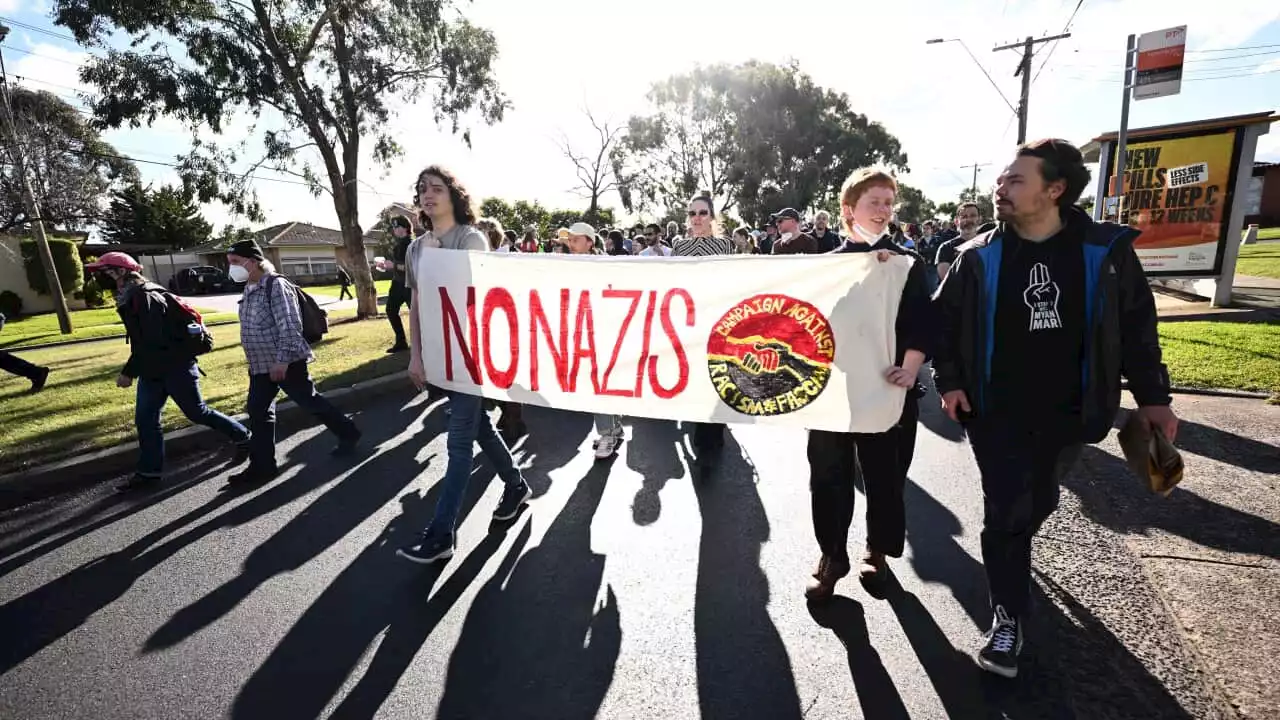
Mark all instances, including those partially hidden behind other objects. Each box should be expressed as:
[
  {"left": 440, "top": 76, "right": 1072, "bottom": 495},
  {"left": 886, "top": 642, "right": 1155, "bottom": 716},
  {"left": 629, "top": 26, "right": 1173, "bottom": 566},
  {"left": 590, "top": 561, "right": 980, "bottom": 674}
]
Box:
[
  {"left": 627, "top": 418, "right": 686, "bottom": 526},
  {"left": 0, "top": 427, "right": 346, "bottom": 676},
  {"left": 0, "top": 454, "right": 229, "bottom": 579},
  {"left": 897, "top": 476, "right": 1199, "bottom": 719},
  {"left": 143, "top": 404, "right": 450, "bottom": 652},
  {"left": 692, "top": 432, "right": 804, "bottom": 720},
  {"left": 1072, "top": 446, "right": 1280, "bottom": 560},
  {"left": 435, "top": 461, "right": 620, "bottom": 720}
]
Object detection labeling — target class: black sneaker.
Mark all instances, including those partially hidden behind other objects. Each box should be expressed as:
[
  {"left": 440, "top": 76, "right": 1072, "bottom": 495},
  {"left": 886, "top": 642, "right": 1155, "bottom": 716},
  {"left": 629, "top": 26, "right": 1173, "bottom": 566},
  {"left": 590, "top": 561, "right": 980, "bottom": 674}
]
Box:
[
  {"left": 397, "top": 529, "right": 455, "bottom": 564},
  {"left": 977, "top": 605, "right": 1023, "bottom": 678},
  {"left": 228, "top": 464, "right": 279, "bottom": 486},
  {"left": 30, "top": 366, "right": 50, "bottom": 393},
  {"left": 116, "top": 474, "right": 159, "bottom": 493},
  {"left": 229, "top": 441, "right": 251, "bottom": 467},
  {"left": 386, "top": 344, "right": 410, "bottom": 354},
  {"left": 493, "top": 479, "right": 532, "bottom": 521},
  {"left": 331, "top": 429, "right": 363, "bottom": 456}
]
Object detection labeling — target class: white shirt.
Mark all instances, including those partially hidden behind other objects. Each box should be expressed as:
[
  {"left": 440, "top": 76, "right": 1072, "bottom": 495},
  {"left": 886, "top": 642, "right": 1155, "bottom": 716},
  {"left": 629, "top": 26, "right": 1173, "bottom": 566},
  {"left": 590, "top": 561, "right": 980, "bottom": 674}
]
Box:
[{"left": 639, "top": 245, "right": 672, "bottom": 257}]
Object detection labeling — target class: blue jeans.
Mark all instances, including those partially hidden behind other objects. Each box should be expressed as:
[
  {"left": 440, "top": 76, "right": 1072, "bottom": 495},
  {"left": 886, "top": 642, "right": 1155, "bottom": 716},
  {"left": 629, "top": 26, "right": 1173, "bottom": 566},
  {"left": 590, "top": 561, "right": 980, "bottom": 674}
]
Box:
[
  {"left": 430, "top": 391, "right": 523, "bottom": 534},
  {"left": 246, "top": 360, "right": 358, "bottom": 469},
  {"left": 136, "top": 362, "right": 250, "bottom": 478}
]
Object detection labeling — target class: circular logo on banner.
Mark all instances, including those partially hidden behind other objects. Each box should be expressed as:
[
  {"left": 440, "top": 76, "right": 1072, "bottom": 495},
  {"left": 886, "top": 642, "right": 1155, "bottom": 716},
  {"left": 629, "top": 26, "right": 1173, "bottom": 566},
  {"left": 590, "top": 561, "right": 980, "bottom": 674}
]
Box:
[{"left": 706, "top": 294, "right": 835, "bottom": 417}]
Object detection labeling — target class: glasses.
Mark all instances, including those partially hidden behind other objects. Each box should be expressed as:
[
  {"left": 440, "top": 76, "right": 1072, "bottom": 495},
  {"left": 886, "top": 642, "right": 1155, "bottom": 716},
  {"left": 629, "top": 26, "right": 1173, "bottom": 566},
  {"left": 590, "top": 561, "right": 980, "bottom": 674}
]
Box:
[{"left": 687, "top": 209, "right": 710, "bottom": 217}]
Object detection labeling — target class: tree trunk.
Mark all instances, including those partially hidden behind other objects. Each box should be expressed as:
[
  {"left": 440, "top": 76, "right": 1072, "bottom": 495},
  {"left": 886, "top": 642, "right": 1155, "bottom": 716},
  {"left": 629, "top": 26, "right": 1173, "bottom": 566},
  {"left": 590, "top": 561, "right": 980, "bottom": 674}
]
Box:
[{"left": 333, "top": 195, "right": 377, "bottom": 318}]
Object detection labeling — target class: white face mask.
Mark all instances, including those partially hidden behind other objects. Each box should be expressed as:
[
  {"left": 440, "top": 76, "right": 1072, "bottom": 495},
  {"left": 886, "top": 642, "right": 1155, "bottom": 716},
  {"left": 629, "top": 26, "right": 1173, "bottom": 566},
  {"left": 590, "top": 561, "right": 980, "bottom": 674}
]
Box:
[
  {"left": 850, "top": 222, "right": 884, "bottom": 244},
  {"left": 228, "top": 264, "right": 250, "bottom": 283}
]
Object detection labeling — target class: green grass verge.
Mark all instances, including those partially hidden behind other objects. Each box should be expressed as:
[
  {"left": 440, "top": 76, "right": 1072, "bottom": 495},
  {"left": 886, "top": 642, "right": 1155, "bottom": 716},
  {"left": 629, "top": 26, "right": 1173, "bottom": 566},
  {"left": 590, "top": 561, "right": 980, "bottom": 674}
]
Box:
[
  {"left": 1236, "top": 242, "right": 1280, "bottom": 280},
  {"left": 1159, "top": 320, "right": 1280, "bottom": 394},
  {"left": 0, "top": 312, "right": 404, "bottom": 473},
  {"left": 304, "top": 279, "right": 392, "bottom": 298},
  {"left": 0, "top": 306, "right": 238, "bottom": 350},
  {"left": 1257, "top": 227, "right": 1280, "bottom": 242}
]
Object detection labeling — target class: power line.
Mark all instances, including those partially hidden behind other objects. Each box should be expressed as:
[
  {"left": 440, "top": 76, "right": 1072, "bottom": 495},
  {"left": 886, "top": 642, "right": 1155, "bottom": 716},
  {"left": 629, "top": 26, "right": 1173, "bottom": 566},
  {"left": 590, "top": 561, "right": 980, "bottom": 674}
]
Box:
[
  {"left": 1187, "top": 42, "right": 1280, "bottom": 54},
  {"left": 1056, "top": 48, "right": 1280, "bottom": 70},
  {"left": 0, "top": 17, "right": 77, "bottom": 43},
  {"left": 1056, "top": 67, "right": 1280, "bottom": 83},
  {"left": 0, "top": 45, "right": 84, "bottom": 65},
  {"left": 1031, "top": 0, "right": 1086, "bottom": 86}
]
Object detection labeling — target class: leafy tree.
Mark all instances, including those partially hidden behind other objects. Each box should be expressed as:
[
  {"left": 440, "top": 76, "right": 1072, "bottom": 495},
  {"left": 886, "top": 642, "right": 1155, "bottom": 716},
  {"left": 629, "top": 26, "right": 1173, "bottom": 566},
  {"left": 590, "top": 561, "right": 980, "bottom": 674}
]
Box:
[
  {"left": 100, "top": 183, "right": 213, "bottom": 250},
  {"left": 216, "top": 224, "right": 257, "bottom": 246},
  {"left": 894, "top": 184, "right": 936, "bottom": 225},
  {"left": 936, "top": 201, "right": 959, "bottom": 220},
  {"left": 958, "top": 187, "right": 995, "bottom": 224},
  {"left": 615, "top": 61, "right": 907, "bottom": 226},
  {"left": 478, "top": 198, "right": 614, "bottom": 239},
  {"left": 1, "top": 87, "right": 137, "bottom": 233},
  {"left": 55, "top": 0, "right": 508, "bottom": 318}
]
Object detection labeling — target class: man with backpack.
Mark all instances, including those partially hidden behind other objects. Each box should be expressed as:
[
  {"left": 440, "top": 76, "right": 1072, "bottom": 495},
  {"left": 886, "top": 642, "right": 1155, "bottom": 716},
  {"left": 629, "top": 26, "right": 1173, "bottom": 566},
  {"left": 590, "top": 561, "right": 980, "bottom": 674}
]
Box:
[
  {"left": 226, "top": 240, "right": 362, "bottom": 484},
  {"left": 84, "top": 252, "right": 252, "bottom": 492}
]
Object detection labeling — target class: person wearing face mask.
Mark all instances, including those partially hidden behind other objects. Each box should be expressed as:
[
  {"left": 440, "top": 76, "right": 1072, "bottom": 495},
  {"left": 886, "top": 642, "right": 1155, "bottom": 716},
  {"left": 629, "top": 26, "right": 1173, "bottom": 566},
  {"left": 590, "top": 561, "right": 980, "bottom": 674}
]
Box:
[
  {"left": 226, "top": 240, "right": 362, "bottom": 485},
  {"left": 805, "top": 168, "right": 934, "bottom": 602},
  {"left": 82, "top": 252, "right": 252, "bottom": 492},
  {"left": 769, "top": 208, "right": 818, "bottom": 255},
  {"left": 673, "top": 192, "right": 735, "bottom": 477},
  {"left": 384, "top": 215, "right": 415, "bottom": 353}
]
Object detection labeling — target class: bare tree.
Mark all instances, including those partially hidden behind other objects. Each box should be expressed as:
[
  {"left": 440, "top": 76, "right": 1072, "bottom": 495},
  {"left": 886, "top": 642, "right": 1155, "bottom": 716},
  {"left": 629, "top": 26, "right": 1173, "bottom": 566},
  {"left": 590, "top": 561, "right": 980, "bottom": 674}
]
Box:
[{"left": 555, "top": 107, "right": 622, "bottom": 225}]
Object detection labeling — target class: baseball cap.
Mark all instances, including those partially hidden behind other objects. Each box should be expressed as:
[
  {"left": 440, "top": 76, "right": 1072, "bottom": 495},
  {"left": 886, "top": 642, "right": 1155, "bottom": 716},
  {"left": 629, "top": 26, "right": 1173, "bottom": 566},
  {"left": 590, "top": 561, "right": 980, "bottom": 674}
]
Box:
[
  {"left": 84, "top": 251, "right": 142, "bottom": 272},
  {"left": 556, "top": 227, "right": 571, "bottom": 240},
  {"left": 568, "top": 221, "right": 596, "bottom": 237},
  {"left": 770, "top": 208, "right": 801, "bottom": 223}
]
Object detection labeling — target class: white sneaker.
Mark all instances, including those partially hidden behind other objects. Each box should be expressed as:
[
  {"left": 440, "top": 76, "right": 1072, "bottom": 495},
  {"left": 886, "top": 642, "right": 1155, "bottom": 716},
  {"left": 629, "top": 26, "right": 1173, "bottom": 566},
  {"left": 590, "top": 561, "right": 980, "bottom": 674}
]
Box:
[{"left": 593, "top": 433, "right": 621, "bottom": 460}]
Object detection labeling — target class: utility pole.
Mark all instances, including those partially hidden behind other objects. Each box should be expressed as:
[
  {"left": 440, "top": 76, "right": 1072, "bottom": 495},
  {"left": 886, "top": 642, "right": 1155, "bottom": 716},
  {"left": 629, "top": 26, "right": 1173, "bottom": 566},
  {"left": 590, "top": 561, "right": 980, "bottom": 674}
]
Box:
[
  {"left": 0, "top": 26, "right": 72, "bottom": 334},
  {"left": 994, "top": 33, "right": 1071, "bottom": 144},
  {"left": 962, "top": 162, "right": 991, "bottom": 195}
]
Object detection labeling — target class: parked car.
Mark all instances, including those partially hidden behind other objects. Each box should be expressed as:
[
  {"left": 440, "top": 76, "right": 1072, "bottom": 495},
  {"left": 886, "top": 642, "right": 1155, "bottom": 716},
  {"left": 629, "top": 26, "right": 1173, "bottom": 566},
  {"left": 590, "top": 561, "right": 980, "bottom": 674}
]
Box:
[{"left": 168, "top": 266, "right": 243, "bottom": 295}]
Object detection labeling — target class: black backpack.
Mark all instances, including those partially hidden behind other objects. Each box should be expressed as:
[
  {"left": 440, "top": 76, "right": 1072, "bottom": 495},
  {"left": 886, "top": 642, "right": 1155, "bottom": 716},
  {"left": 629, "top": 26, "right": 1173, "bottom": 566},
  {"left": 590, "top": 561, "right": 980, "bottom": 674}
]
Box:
[
  {"left": 267, "top": 274, "right": 329, "bottom": 344},
  {"left": 133, "top": 283, "right": 214, "bottom": 357}
]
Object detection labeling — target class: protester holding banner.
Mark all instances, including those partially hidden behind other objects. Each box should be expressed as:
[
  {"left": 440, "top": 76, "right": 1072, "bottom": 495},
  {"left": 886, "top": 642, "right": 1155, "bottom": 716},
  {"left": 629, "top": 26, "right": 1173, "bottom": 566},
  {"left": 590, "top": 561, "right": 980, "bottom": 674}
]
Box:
[
  {"left": 673, "top": 192, "right": 735, "bottom": 476},
  {"left": 398, "top": 166, "right": 532, "bottom": 565},
  {"left": 802, "top": 168, "right": 933, "bottom": 602},
  {"left": 932, "top": 138, "right": 1177, "bottom": 679},
  {"left": 562, "top": 221, "right": 629, "bottom": 460}
]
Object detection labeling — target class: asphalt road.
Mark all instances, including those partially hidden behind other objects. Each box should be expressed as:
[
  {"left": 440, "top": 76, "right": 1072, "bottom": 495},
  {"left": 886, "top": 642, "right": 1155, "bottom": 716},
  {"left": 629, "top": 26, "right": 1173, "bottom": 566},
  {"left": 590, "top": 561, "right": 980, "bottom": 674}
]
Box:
[{"left": 0, "top": 387, "right": 1222, "bottom": 720}]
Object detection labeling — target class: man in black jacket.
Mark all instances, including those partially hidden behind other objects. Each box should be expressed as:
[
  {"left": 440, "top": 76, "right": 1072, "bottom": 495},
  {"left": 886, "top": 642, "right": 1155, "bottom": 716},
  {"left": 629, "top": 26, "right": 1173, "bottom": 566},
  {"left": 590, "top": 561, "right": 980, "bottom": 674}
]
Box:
[
  {"left": 932, "top": 139, "right": 1177, "bottom": 679},
  {"left": 385, "top": 216, "right": 414, "bottom": 353},
  {"left": 86, "top": 252, "right": 252, "bottom": 492}
]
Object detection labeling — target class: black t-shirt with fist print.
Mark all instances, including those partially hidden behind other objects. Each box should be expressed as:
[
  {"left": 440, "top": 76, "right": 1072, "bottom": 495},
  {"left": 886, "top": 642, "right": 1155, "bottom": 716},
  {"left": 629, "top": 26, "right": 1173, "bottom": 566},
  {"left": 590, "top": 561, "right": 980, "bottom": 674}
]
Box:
[{"left": 989, "top": 224, "right": 1086, "bottom": 422}]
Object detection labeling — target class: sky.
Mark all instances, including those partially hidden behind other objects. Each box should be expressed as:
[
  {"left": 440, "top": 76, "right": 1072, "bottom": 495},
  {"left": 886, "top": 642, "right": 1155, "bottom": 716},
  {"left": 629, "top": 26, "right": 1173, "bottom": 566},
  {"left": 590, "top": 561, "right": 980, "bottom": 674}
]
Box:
[{"left": 3, "top": 0, "right": 1280, "bottom": 232}]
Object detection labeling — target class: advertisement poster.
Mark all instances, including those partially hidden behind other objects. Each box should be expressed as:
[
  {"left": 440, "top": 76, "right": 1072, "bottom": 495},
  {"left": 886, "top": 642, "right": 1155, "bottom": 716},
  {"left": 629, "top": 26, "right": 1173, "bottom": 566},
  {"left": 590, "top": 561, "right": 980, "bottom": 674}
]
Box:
[{"left": 1106, "top": 129, "right": 1240, "bottom": 275}]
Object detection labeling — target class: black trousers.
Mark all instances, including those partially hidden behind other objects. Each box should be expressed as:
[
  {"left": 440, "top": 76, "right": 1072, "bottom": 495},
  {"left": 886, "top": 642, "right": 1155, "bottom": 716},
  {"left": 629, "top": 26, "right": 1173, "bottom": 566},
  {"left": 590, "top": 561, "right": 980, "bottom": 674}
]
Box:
[
  {"left": 808, "top": 396, "right": 919, "bottom": 561},
  {"left": 386, "top": 282, "right": 411, "bottom": 346},
  {"left": 0, "top": 350, "right": 42, "bottom": 380},
  {"left": 967, "top": 416, "right": 1082, "bottom": 619},
  {"left": 338, "top": 283, "right": 353, "bottom": 300}
]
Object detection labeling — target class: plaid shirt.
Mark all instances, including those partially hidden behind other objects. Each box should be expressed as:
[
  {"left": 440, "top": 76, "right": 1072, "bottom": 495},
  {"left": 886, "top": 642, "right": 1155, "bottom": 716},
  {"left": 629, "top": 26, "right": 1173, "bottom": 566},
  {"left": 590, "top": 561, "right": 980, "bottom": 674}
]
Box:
[{"left": 239, "top": 273, "right": 313, "bottom": 374}]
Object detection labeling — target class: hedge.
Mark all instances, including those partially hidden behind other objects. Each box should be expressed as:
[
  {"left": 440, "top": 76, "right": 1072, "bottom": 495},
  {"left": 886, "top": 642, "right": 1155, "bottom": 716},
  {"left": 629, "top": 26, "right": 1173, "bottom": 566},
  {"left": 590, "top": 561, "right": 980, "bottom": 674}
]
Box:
[{"left": 21, "top": 238, "right": 83, "bottom": 296}]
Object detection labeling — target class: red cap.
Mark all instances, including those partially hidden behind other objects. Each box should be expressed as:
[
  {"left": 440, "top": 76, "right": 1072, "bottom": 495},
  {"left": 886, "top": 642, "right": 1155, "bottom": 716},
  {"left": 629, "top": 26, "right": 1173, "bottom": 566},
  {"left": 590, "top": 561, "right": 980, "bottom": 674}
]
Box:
[{"left": 84, "top": 251, "right": 143, "bottom": 272}]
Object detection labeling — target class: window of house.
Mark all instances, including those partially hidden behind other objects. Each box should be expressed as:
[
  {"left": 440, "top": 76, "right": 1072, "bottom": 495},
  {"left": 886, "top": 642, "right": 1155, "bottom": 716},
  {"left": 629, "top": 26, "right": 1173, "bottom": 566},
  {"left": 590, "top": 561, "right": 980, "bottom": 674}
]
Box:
[{"left": 281, "top": 255, "right": 337, "bottom": 277}]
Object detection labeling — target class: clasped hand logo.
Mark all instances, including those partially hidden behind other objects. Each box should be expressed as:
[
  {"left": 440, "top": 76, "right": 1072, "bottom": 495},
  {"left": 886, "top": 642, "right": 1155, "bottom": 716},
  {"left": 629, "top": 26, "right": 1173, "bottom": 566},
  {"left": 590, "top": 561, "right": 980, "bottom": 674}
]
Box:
[{"left": 1022, "top": 262, "right": 1063, "bottom": 331}]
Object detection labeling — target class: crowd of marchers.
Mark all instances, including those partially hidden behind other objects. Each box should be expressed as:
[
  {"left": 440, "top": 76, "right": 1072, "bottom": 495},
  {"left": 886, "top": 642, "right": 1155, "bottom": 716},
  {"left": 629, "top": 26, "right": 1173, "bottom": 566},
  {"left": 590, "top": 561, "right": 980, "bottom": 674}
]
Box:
[{"left": 0, "top": 137, "right": 1179, "bottom": 684}]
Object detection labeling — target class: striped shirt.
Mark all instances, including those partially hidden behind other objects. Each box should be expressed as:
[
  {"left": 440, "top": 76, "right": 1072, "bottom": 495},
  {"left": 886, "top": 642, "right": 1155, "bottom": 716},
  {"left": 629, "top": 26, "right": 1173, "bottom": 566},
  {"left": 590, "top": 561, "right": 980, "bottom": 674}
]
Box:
[
  {"left": 672, "top": 235, "right": 733, "bottom": 257},
  {"left": 239, "top": 273, "right": 313, "bottom": 374}
]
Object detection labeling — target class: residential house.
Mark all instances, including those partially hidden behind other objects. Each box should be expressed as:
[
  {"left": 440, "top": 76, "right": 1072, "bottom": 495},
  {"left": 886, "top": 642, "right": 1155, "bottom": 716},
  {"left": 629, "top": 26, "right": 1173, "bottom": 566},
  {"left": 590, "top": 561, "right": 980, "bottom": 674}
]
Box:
[{"left": 243, "top": 222, "right": 381, "bottom": 284}]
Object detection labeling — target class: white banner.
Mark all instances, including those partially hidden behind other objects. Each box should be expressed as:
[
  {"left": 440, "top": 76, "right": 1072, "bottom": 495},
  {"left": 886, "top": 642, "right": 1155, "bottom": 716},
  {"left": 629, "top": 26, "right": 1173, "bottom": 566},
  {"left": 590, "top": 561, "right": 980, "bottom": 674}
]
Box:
[{"left": 414, "top": 249, "right": 912, "bottom": 433}]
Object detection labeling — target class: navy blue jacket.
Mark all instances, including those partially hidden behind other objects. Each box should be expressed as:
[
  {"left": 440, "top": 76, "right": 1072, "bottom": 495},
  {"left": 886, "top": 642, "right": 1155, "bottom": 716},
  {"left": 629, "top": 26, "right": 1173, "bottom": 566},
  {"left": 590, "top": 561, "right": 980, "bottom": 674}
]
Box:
[{"left": 931, "top": 206, "right": 1171, "bottom": 443}]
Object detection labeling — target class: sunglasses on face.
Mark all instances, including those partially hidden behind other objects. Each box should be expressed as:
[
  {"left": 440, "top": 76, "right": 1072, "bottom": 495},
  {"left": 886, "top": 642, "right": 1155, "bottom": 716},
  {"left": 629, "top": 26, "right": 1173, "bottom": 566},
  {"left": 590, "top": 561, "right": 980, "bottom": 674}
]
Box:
[{"left": 687, "top": 209, "right": 710, "bottom": 217}]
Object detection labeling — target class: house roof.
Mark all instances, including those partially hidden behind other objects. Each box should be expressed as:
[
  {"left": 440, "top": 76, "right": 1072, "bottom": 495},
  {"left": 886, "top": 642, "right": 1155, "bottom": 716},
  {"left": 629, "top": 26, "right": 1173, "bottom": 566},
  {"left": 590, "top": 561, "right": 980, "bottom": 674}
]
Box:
[{"left": 254, "top": 222, "right": 346, "bottom": 247}]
